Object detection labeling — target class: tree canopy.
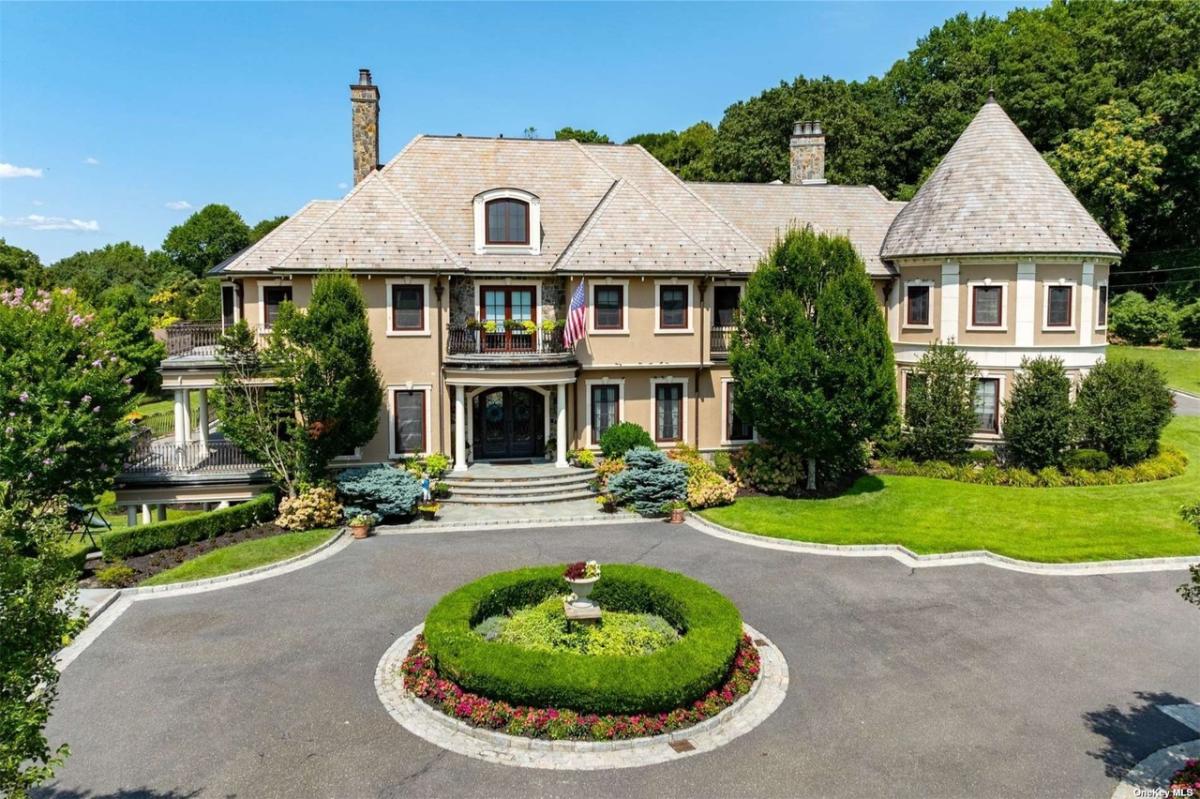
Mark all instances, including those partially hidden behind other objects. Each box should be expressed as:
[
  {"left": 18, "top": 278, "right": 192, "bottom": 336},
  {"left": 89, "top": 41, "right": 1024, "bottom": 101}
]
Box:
[
  {"left": 162, "top": 203, "right": 251, "bottom": 277},
  {"left": 554, "top": 127, "right": 611, "bottom": 144}
]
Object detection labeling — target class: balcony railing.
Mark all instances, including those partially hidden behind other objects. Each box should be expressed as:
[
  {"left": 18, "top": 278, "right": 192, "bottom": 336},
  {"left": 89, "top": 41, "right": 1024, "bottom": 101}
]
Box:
[
  {"left": 123, "top": 437, "right": 264, "bottom": 476},
  {"left": 447, "top": 325, "right": 569, "bottom": 357},
  {"left": 166, "top": 322, "right": 224, "bottom": 357},
  {"left": 710, "top": 326, "right": 737, "bottom": 359}
]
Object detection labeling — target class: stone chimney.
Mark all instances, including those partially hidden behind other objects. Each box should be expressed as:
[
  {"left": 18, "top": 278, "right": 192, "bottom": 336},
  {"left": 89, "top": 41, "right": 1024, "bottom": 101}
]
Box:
[
  {"left": 351, "top": 68, "right": 380, "bottom": 185},
  {"left": 789, "top": 121, "right": 826, "bottom": 185}
]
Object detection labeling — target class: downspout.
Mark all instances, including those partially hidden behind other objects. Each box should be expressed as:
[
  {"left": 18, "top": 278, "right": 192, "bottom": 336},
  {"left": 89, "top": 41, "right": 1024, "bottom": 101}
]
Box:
[{"left": 435, "top": 275, "right": 446, "bottom": 454}]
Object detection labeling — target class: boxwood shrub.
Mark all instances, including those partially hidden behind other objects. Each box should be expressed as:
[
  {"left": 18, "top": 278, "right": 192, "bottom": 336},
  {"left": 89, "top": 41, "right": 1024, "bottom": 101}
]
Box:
[
  {"left": 100, "top": 492, "right": 276, "bottom": 560},
  {"left": 423, "top": 564, "right": 743, "bottom": 714}
]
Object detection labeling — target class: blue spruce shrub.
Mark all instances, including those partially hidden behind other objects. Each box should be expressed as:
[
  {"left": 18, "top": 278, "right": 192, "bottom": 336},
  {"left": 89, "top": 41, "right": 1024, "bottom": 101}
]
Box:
[
  {"left": 608, "top": 447, "right": 687, "bottom": 516},
  {"left": 336, "top": 465, "right": 422, "bottom": 521}
]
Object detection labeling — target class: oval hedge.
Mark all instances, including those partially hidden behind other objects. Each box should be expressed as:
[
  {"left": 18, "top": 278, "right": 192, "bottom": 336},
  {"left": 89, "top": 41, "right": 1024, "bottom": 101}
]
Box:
[{"left": 423, "top": 564, "right": 743, "bottom": 714}]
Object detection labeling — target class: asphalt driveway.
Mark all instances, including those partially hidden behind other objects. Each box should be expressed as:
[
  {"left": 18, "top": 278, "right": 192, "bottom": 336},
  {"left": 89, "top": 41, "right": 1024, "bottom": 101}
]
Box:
[{"left": 39, "top": 522, "right": 1200, "bottom": 799}]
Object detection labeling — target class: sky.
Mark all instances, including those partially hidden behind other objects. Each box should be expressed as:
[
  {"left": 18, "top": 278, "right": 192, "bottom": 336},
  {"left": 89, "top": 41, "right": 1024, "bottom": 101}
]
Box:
[{"left": 0, "top": 1, "right": 1040, "bottom": 264}]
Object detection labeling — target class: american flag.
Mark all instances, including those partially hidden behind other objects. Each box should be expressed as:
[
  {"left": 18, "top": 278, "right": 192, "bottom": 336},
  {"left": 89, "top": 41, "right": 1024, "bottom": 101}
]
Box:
[{"left": 564, "top": 279, "right": 587, "bottom": 348}]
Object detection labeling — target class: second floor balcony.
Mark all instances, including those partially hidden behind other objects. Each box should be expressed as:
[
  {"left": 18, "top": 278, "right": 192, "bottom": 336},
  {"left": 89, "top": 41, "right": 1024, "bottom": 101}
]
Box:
[
  {"left": 710, "top": 326, "right": 736, "bottom": 360},
  {"left": 445, "top": 324, "right": 575, "bottom": 364}
]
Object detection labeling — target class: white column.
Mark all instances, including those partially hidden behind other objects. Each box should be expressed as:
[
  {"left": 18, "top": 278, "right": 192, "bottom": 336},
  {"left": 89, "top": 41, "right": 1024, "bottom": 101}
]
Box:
[
  {"left": 173, "top": 389, "right": 186, "bottom": 447},
  {"left": 887, "top": 278, "right": 901, "bottom": 341},
  {"left": 940, "top": 261, "right": 960, "bottom": 342},
  {"left": 180, "top": 389, "right": 192, "bottom": 446},
  {"left": 196, "top": 388, "right": 210, "bottom": 453},
  {"left": 453, "top": 385, "right": 468, "bottom": 472},
  {"left": 126, "top": 505, "right": 137, "bottom": 526},
  {"left": 141, "top": 504, "right": 152, "bottom": 525},
  {"left": 1015, "top": 259, "right": 1037, "bottom": 347},
  {"left": 1079, "top": 262, "right": 1095, "bottom": 347},
  {"left": 555, "top": 383, "right": 568, "bottom": 468}
]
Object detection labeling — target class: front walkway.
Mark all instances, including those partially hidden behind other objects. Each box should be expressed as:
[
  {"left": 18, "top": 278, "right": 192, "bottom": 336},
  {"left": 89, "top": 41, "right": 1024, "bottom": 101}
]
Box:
[{"left": 39, "top": 522, "right": 1200, "bottom": 798}]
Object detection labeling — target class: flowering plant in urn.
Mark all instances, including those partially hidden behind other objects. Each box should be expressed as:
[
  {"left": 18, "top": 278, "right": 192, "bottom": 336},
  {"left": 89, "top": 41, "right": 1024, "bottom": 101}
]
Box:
[{"left": 563, "top": 560, "right": 601, "bottom": 606}]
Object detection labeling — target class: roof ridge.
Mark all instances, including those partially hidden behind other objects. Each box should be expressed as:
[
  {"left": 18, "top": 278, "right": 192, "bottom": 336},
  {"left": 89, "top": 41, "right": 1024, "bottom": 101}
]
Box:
[
  {"left": 374, "top": 171, "right": 465, "bottom": 270},
  {"left": 553, "top": 178, "right": 622, "bottom": 269},
  {"left": 376, "top": 133, "right": 426, "bottom": 175}
]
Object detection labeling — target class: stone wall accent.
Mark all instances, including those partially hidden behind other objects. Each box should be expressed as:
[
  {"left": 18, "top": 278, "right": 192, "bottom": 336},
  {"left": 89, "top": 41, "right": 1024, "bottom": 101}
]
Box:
[
  {"left": 449, "top": 276, "right": 476, "bottom": 327},
  {"left": 541, "top": 277, "right": 566, "bottom": 322},
  {"left": 351, "top": 69, "right": 380, "bottom": 186},
  {"left": 789, "top": 121, "right": 825, "bottom": 185}
]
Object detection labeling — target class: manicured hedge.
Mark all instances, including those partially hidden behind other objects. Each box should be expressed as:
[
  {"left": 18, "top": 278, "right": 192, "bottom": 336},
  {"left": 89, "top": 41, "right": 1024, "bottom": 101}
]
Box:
[
  {"left": 100, "top": 492, "right": 276, "bottom": 560},
  {"left": 423, "top": 564, "right": 743, "bottom": 714}
]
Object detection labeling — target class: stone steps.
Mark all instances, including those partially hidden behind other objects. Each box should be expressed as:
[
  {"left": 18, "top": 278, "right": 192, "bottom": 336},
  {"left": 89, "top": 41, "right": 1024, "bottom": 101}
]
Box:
[{"left": 441, "top": 467, "right": 597, "bottom": 505}]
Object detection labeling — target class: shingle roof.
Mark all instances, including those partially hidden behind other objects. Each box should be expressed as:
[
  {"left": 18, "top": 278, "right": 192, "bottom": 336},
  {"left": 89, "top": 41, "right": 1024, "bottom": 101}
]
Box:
[
  {"left": 689, "top": 182, "right": 902, "bottom": 276},
  {"left": 215, "top": 200, "right": 339, "bottom": 274},
  {"left": 880, "top": 98, "right": 1120, "bottom": 260}
]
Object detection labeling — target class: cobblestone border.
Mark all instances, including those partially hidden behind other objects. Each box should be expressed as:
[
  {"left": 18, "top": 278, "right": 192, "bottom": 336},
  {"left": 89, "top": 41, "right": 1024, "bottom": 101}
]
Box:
[
  {"left": 1111, "top": 739, "right": 1200, "bottom": 799},
  {"left": 374, "top": 622, "right": 788, "bottom": 770},
  {"left": 687, "top": 514, "right": 1200, "bottom": 577}
]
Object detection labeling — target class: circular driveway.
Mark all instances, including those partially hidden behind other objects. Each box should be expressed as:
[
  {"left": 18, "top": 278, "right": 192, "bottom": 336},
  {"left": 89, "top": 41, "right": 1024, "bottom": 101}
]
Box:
[{"left": 39, "top": 522, "right": 1200, "bottom": 799}]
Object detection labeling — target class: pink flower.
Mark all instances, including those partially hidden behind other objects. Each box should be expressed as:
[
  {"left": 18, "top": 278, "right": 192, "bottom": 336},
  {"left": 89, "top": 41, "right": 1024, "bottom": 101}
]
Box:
[{"left": 18, "top": 392, "right": 28, "bottom": 403}]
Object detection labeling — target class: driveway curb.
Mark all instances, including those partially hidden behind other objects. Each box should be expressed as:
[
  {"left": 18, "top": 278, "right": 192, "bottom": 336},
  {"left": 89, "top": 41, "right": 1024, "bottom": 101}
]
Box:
[{"left": 686, "top": 514, "right": 1200, "bottom": 577}]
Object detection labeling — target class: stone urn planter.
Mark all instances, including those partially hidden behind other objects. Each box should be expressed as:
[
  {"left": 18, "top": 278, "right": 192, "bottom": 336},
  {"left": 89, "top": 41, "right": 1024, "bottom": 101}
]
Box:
[{"left": 565, "top": 575, "right": 600, "bottom": 605}]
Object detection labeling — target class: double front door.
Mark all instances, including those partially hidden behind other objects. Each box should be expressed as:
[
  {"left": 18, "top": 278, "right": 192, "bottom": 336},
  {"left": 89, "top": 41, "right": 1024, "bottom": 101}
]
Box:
[{"left": 473, "top": 387, "right": 544, "bottom": 459}]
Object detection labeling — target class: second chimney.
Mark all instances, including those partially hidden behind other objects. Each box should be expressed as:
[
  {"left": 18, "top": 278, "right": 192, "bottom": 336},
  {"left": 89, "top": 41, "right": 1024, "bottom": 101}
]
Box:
[
  {"left": 789, "top": 121, "right": 826, "bottom": 185},
  {"left": 351, "top": 68, "right": 380, "bottom": 185}
]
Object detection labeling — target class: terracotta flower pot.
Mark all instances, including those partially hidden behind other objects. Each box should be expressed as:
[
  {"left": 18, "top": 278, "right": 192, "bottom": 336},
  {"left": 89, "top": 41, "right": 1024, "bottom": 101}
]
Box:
[
  {"left": 420, "top": 509, "right": 437, "bottom": 521},
  {"left": 350, "top": 524, "right": 370, "bottom": 540},
  {"left": 670, "top": 508, "right": 686, "bottom": 524}
]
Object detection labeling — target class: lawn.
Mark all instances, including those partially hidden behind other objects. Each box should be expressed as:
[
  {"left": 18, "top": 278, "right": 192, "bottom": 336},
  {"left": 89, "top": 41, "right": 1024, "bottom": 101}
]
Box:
[
  {"left": 1108, "top": 345, "right": 1200, "bottom": 395},
  {"left": 139, "top": 528, "right": 336, "bottom": 586},
  {"left": 700, "top": 416, "right": 1200, "bottom": 563}
]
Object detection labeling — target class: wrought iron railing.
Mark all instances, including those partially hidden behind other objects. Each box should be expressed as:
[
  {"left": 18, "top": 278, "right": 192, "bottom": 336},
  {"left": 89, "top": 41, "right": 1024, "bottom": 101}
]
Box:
[
  {"left": 447, "top": 326, "right": 569, "bottom": 356},
  {"left": 123, "top": 438, "right": 263, "bottom": 475},
  {"left": 710, "top": 326, "right": 737, "bottom": 358}
]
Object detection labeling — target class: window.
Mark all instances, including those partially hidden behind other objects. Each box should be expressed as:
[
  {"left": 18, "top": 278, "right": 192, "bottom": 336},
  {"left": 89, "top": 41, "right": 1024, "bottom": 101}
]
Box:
[
  {"left": 391, "top": 284, "right": 424, "bottom": 331},
  {"left": 659, "top": 284, "right": 688, "bottom": 330},
  {"left": 1046, "top": 285, "right": 1073, "bottom": 328},
  {"left": 485, "top": 198, "right": 529, "bottom": 245},
  {"left": 594, "top": 285, "right": 624, "bottom": 331},
  {"left": 973, "top": 378, "right": 1000, "bottom": 434},
  {"left": 393, "top": 389, "right": 426, "bottom": 455},
  {"left": 971, "top": 285, "right": 1003, "bottom": 327},
  {"left": 714, "top": 286, "right": 741, "bottom": 328},
  {"left": 590, "top": 384, "right": 620, "bottom": 443},
  {"left": 480, "top": 287, "right": 535, "bottom": 324},
  {"left": 654, "top": 382, "right": 684, "bottom": 442},
  {"left": 262, "top": 285, "right": 292, "bottom": 329},
  {"left": 725, "top": 383, "right": 753, "bottom": 442},
  {"left": 906, "top": 284, "right": 931, "bottom": 326},
  {"left": 1097, "top": 284, "right": 1108, "bottom": 328},
  {"left": 221, "top": 284, "right": 237, "bottom": 329}
]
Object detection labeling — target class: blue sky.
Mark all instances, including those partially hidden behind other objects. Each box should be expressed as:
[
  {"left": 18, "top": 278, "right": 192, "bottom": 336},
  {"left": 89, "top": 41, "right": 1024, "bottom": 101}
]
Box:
[{"left": 0, "top": 1, "right": 1038, "bottom": 263}]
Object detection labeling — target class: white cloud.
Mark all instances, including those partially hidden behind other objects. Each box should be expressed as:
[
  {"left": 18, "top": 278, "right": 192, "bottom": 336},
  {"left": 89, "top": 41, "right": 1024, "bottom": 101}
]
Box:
[
  {"left": 0, "top": 214, "right": 99, "bottom": 232},
  {"left": 31, "top": 200, "right": 44, "bottom": 207},
  {"left": 0, "top": 163, "right": 43, "bottom": 179},
  {"left": 165, "top": 200, "right": 193, "bottom": 211},
  {"left": 337, "top": 182, "right": 349, "bottom": 189},
  {"left": 83, "top": 156, "right": 101, "bottom": 166}
]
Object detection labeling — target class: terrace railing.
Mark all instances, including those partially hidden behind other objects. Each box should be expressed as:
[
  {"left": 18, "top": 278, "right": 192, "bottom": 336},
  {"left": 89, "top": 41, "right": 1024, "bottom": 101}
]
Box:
[
  {"left": 710, "top": 326, "right": 737, "bottom": 359},
  {"left": 446, "top": 325, "right": 569, "bottom": 356},
  {"left": 123, "top": 437, "right": 263, "bottom": 476},
  {"left": 165, "top": 322, "right": 224, "bottom": 357}
]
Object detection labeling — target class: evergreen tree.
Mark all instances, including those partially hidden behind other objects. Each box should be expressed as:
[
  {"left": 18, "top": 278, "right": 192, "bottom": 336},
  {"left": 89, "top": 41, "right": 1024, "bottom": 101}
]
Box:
[
  {"left": 1003, "top": 356, "right": 1072, "bottom": 470},
  {"left": 902, "top": 342, "right": 978, "bottom": 462},
  {"left": 97, "top": 285, "right": 167, "bottom": 396},
  {"left": 730, "top": 227, "right": 896, "bottom": 491},
  {"left": 1074, "top": 359, "right": 1173, "bottom": 465}
]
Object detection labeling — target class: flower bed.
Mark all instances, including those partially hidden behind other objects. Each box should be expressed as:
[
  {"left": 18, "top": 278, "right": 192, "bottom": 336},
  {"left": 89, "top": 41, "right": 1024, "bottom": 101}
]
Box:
[
  {"left": 401, "top": 631, "right": 760, "bottom": 741},
  {"left": 422, "top": 564, "right": 743, "bottom": 714},
  {"left": 1171, "top": 758, "right": 1200, "bottom": 795}
]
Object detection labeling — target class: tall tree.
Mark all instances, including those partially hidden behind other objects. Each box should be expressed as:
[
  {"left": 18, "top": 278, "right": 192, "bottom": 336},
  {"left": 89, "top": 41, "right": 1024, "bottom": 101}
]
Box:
[
  {"left": 97, "top": 285, "right": 167, "bottom": 396},
  {"left": 249, "top": 215, "right": 289, "bottom": 243},
  {"left": 554, "top": 127, "right": 611, "bottom": 144},
  {"left": 627, "top": 122, "right": 717, "bottom": 180},
  {"left": 1002, "top": 356, "right": 1072, "bottom": 470},
  {"left": 902, "top": 342, "right": 978, "bottom": 463},
  {"left": 730, "top": 228, "right": 896, "bottom": 491},
  {"left": 0, "top": 239, "right": 43, "bottom": 287},
  {"left": 47, "top": 243, "right": 185, "bottom": 306},
  {"left": 162, "top": 204, "right": 251, "bottom": 277}
]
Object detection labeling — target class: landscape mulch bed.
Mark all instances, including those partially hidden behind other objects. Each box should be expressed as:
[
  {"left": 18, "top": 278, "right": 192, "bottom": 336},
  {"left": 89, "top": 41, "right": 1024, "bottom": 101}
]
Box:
[{"left": 78, "top": 522, "right": 293, "bottom": 587}]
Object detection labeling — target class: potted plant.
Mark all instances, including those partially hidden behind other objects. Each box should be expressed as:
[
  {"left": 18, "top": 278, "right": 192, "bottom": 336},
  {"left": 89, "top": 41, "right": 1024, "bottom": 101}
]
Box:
[
  {"left": 432, "top": 481, "right": 451, "bottom": 499},
  {"left": 503, "top": 318, "right": 522, "bottom": 332},
  {"left": 465, "top": 317, "right": 481, "bottom": 331},
  {"left": 348, "top": 514, "right": 374, "bottom": 539},
  {"left": 596, "top": 493, "right": 617, "bottom": 513},
  {"left": 539, "top": 318, "right": 558, "bottom": 333},
  {"left": 482, "top": 320, "right": 498, "bottom": 334},
  {"left": 664, "top": 499, "right": 687, "bottom": 524},
  {"left": 417, "top": 501, "right": 441, "bottom": 521},
  {"left": 563, "top": 560, "right": 601, "bottom": 604}
]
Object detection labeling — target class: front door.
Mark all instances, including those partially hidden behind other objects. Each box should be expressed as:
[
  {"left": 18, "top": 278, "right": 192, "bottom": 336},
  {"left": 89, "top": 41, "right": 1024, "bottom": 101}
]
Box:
[{"left": 473, "top": 388, "right": 544, "bottom": 459}]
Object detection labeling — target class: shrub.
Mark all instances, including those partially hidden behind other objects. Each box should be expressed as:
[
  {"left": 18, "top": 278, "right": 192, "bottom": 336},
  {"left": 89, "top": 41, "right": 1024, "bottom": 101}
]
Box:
[
  {"left": 966, "top": 449, "right": 997, "bottom": 465},
  {"left": 1003, "top": 356, "right": 1072, "bottom": 470},
  {"left": 594, "top": 456, "right": 625, "bottom": 490},
  {"left": 100, "top": 492, "right": 276, "bottom": 560},
  {"left": 96, "top": 563, "right": 136, "bottom": 588},
  {"left": 1177, "top": 300, "right": 1200, "bottom": 347},
  {"left": 686, "top": 468, "right": 737, "bottom": 509},
  {"left": 902, "top": 342, "right": 978, "bottom": 462},
  {"left": 732, "top": 441, "right": 864, "bottom": 496},
  {"left": 276, "top": 486, "right": 342, "bottom": 531},
  {"left": 1062, "top": 448, "right": 1110, "bottom": 471},
  {"left": 336, "top": 465, "right": 422, "bottom": 521},
  {"left": 598, "top": 422, "right": 655, "bottom": 459},
  {"left": 711, "top": 450, "right": 734, "bottom": 480},
  {"left": 608, "top": 447, "right": 687, "bottom": 515},
  {"left": 1074, "top": 359, "right": 1174, "bottom": 464},
  {"left": 1037, "top": 466, "right": 1066, "bottom": 487},
  {"left": 568, "top": 449, "right": 595, "bottom": 468},
  {"left": 1109, "top": 291, "right": 1175, "bottom": 345},
  {"left": 403, "top": 453, "right": 451, "bottom": 479},
  {"left": 422, "top": 564, "right": 743, "bottom": 713},
  {"left": 1006, "top": 468, "right": 1039, "bottom": 487},
  {"left": 1181, "top": 500, "right": 1200, "bottom": 532}
]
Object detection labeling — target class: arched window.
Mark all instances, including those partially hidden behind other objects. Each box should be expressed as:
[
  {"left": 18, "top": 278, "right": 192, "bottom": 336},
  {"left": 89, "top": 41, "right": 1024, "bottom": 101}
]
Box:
[{"left": 485, "top": 198, "right": 530, "bottom": 245}]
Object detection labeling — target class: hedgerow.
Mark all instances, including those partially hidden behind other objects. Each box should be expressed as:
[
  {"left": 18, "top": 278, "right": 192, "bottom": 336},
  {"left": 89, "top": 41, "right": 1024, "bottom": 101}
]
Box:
[
  {"left": 100, "top": 492, "right": 276, "bottom": 560},
  {"left": 877, "top": 445, "right": 1186, "bottom": 487}
]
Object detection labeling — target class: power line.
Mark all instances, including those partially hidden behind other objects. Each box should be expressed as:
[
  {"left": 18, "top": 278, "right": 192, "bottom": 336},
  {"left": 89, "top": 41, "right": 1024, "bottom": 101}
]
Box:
[{"left": 1112, "top": 265, "right": 1200, "bottom": 275}]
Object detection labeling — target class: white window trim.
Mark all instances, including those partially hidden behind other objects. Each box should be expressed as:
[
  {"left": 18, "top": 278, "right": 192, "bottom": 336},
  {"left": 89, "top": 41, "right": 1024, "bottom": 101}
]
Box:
[
  {"left": 649, "top": 377, "right": 689, "bottom": 444},
  {"left": 1041, "top": 279, "right": 1077, "bottom": 333},
  {"left": 972, "top": 372, "right": 1006, "bottom": 439},
  {"left": 473, "top": 188, "right": 541, "bottom": 255},
  {"left": 333, "top": 447, "right": 363, "bottom": 463},
  {"left": 584, "top": 378, "right": 625, "bottom": 450},
  {"left": 719, "top": 377, "right": 756, "bottom": 446},
  {"left": 587, "top": 278, "right": 630, "bottom": 335},
  {"left": 257, "top": 279, "right": 293, "bottom": 331},
  {"left": 965, "top": 279, "right": 1008, "bottom": 332},
  {"left": 220, "top": 281, "right": 242, "bottom": 329},
  {"left": 654, "top": 279, "right": 694, "bottom": 335},
  {"left": 1095, "top": 281, "right": 1109, "bottom": 330},
  {"left": 902, "top": 279, "right": 935, "bottom": 331},
  {"left": 384, "top": 277, "right": 432, "bottom": 337},
  {"left": 388, "top": 383, "right": 434, "bottom": 459}
]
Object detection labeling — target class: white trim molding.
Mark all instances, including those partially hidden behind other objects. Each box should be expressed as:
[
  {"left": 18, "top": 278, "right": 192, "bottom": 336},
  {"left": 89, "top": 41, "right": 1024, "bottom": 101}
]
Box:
[
  {"left": 893, "top": 341, "right": 1107, "bottom": 370},
  {"left": 940, "top": 260, "right": 960, "bottom": 340},
  {"left": 965, "top": 277, "right": 1008, "bottom": 333},
  {"left": 1015, "top": 260, "right": 1036, "bottom": 346},
  {"left": 588, "top": 278, "right": 630, "bottom": 335},
  {"left": 384, "top": 277, "right": 432, "bottom": 337},
  {"left": 719, "top": 377, "right": 756, "bottom": 447},
  {"left": 902, "top": 278, "right": 935, "bottom": 331},
  {"left": 1041, "top": 277, "right": 1078, "bottom": 334},
  {"left": 1095, "top": 278, "right": 1109, "bottom": 332},
  {"left": 472, "top": 188, "right": 541, "bottom": 256},
  {"left": 654, "top": 279, "right": 694, "bottom": 335},
  {"left": 257, "top": 278, "right": 294, "bottom": 331},
  {"left": 584, "top": 377, "right": 626, "bottom": 449},
  {"left": 649, "top": 376, "right": 689, "bottom": 444},
  {"left": 388, "top": 383, "right": 434, "bottom": 459}
]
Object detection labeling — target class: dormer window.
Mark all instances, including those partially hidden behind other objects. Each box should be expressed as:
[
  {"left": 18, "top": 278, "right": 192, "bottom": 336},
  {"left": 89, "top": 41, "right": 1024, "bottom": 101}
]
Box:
[
  {"left": 485, "top": 198, "right": 529, "bottom": 245},
  {"left": 473, "top": 188, "right": 541, "bottom": 255}
]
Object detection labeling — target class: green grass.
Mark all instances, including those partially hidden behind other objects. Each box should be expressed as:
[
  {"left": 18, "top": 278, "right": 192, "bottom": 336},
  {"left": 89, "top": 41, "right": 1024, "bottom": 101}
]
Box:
[
  {"left": 701, "top": 416, "right": 1200, "bottom": 563},
  {"left": 1108, "top": 345, "right": 1200, "bottom": 395},
  {"left": 138, "top": 528, "right": 335, "bottom": 586},
  {"left": 94, "top": 490, "right": 201, "bottom": 529}
]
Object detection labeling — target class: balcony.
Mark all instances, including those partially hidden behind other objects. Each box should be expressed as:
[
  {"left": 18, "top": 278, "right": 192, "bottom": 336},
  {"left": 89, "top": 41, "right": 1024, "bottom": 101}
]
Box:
[
  {"left": 446, "top": 325, "right": 576, "bottom": 365},
  {"left": 121, "top": 433, "right": 266, "bottom": 483},
  {"left": 710, "top": 326, "right": 737, "bottom": 360}
]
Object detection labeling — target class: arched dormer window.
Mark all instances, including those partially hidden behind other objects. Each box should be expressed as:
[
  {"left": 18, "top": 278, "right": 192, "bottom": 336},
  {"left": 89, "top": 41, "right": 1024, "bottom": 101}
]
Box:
[{"left": 473, "top": 188, "right": 541, "bottom": 255}]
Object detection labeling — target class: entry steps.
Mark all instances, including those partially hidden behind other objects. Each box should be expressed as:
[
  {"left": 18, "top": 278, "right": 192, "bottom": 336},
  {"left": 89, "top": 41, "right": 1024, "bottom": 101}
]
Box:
[{"left": 441, "top": 467, "right": 597, "bottom": 505}]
